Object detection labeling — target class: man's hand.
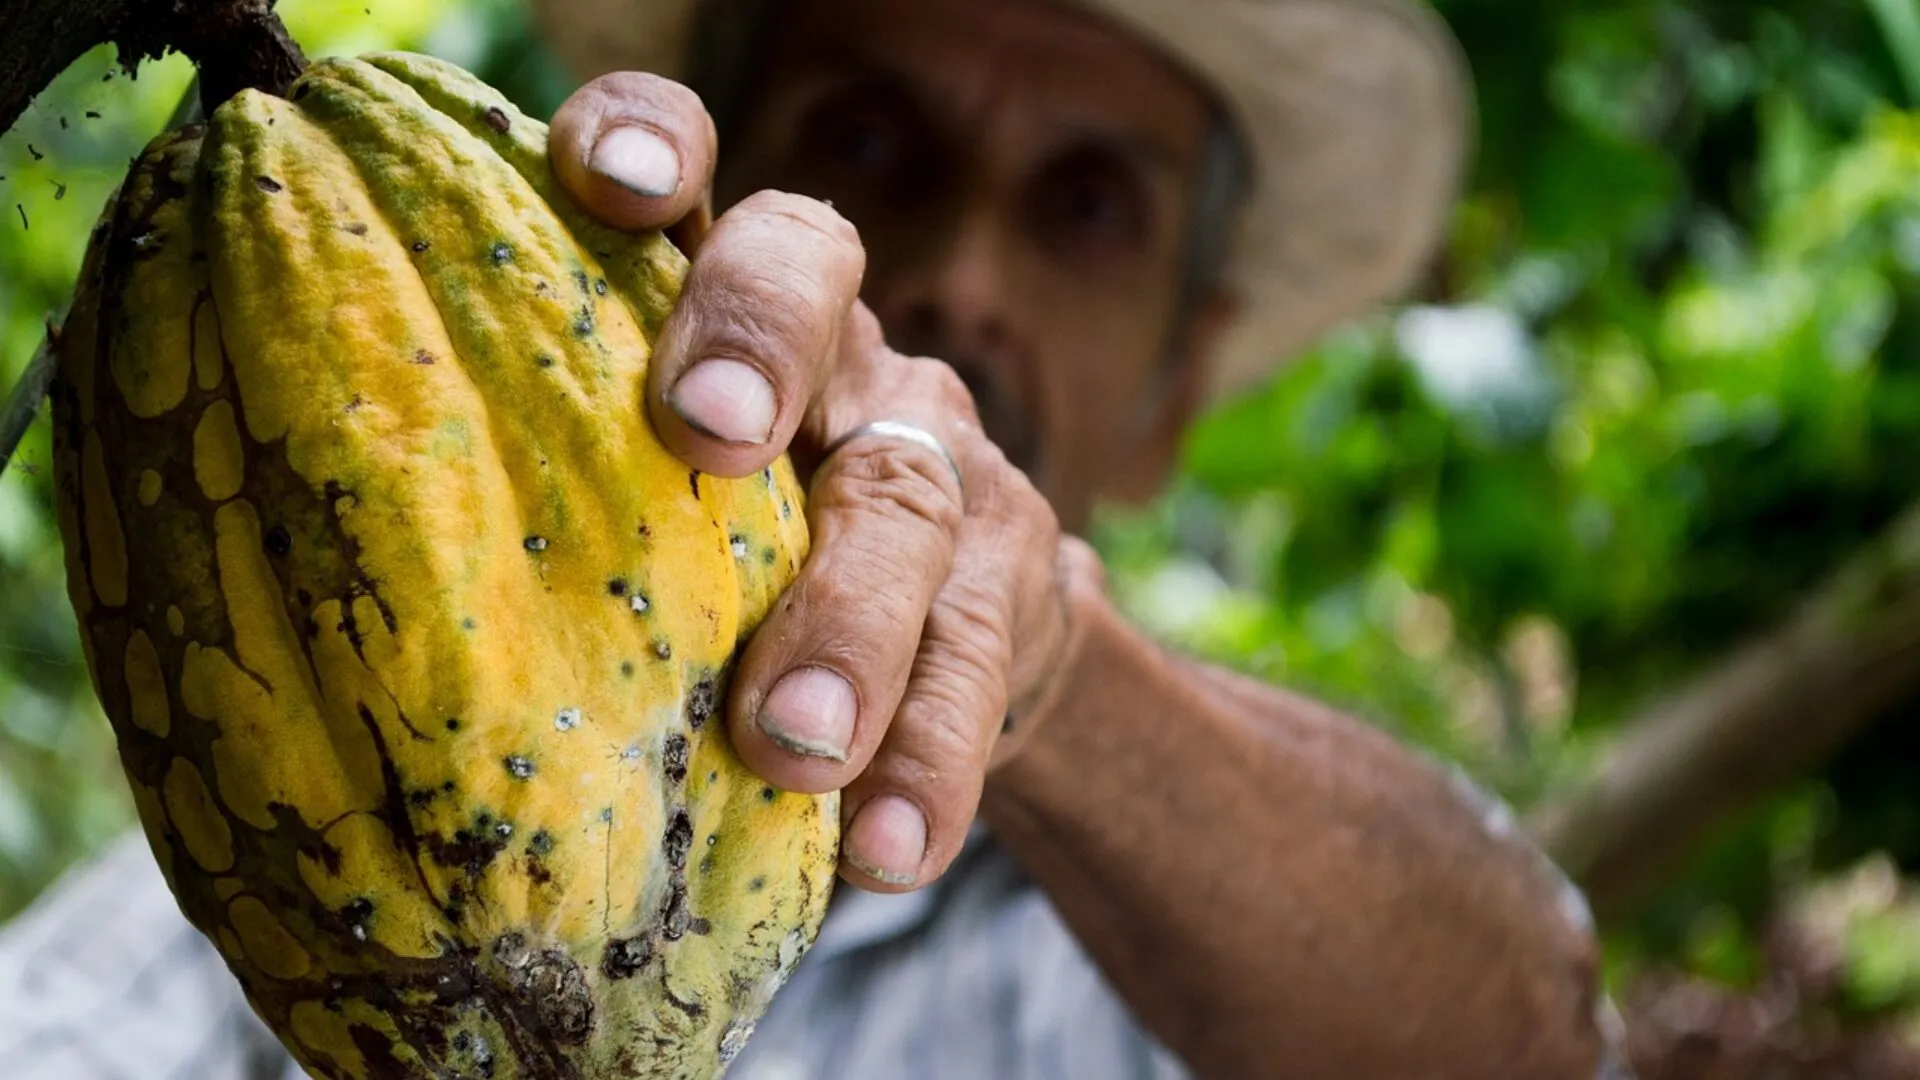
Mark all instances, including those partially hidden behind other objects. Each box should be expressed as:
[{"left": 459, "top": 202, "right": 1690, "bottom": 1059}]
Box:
[{"left": 548, "top": 73, "right": 1095, "bottom": 893}]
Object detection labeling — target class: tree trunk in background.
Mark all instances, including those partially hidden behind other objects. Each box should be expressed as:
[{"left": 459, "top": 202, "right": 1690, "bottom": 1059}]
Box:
[{"left": 1529, "top": 501, "right": 1920, "bottom": 922}]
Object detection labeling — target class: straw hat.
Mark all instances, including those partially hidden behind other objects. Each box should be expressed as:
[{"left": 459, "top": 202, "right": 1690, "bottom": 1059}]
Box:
[{"left": 528, "top": 0, "right": 1473, "bottom": 401}]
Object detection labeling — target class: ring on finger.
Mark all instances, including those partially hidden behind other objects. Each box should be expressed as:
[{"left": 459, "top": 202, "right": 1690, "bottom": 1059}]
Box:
[{"left": 819, "top": 419, "right": 965, "bottom": 499}]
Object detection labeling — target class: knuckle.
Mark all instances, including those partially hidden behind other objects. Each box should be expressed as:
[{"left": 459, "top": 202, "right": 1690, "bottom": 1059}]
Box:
[
  {"left": 819, "top": 440, "right": 965, "bottom": 536},
  {"left": 929, "top": 584, "right": 1013, "bottom": 680},
  {"left": 917, "top": 360, "right": 981, "bottom": 424},
  {"left": 736, "top": 191, "right": 864, "bottom": 257}
]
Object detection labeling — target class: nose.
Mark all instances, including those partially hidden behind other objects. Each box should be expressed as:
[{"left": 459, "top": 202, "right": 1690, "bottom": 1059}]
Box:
[
  {"left": 867, "top": 210, "right": 1015, "bottom": 363},
  {"left": 865, "top": 209, "right": 1041, "bottom": 472}
]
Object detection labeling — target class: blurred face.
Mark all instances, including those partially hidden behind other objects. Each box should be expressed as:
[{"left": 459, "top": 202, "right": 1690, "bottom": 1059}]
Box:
[{"left": 714, "top": 0, "right": 1234, "bottom": 530}]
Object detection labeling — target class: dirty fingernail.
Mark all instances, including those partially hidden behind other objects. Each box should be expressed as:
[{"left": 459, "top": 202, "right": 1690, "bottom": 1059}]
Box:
[
  {"left": 590, "top": 126, "right": 681, "bottom": 198},
  {"left": 669, "top": 359, "right": 778, "bottom": 445},
  {"left": 757, "top": 667, "right": 856, "bottom": 762},
  {"left": 846, "top": 795, "right": 926, "bottom": 887}
]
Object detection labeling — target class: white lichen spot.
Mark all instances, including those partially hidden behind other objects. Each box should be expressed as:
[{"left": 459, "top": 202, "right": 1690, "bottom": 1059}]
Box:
[
  {"left": 629, "top": 593, "right": 650, "bottom": 615},
  {"left": 351, "top": 924, "right": 367, "bottom": 942},
  {"left": 554, "top": 706, "right": 581, "bottom": 732},
  {"left": 731, "top": 537, "right": 749, "bottom": 558},
  {"left": 620, "top": 743, "right": 642, "bottom": 763}
]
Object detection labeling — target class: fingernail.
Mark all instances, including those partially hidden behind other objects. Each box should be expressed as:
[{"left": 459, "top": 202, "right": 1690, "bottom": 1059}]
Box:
[
  {"left": 757, "top": 667, "right": 856, "bottom": 762},
  {"left": 846, "top": 795, "right": 926, "bottom": 887},
  {"left": 670, "top": 359, "right": 777, "bottom": 445},
  {"left": 590, "top": 126, "right": 681, "bottom": 198}
]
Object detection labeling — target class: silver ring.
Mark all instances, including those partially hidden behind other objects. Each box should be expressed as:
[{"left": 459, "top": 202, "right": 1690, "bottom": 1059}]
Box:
[{"left": 820, "top": 419, "right": 964, "bottom": 497}]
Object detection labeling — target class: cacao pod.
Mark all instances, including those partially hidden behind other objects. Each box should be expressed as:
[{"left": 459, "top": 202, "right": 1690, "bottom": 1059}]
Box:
[{"left": 49, "top": 51, "right": 838, "bottom": 1080}]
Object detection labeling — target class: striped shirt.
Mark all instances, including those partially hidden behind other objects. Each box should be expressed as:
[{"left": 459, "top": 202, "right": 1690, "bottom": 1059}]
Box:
[{"left": 1, "top": 823, "right": 1634, "bottom": 1079}]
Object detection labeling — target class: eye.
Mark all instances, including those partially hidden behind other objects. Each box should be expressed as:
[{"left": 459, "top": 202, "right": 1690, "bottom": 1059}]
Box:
[
  {"left": 1030, "top": 146, "right": 1150, "bottom": 253},
  {"left": 795, "top": 88, "right": 923, "bottom": 185}
]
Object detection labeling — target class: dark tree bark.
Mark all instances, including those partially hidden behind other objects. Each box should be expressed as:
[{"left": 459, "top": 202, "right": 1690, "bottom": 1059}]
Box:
[
  {"left": 0, "top": 0, "right": 305, "bottom": 135},
  {"left": 1528, "top": 501, "right": 1920, "bottom": 921}
]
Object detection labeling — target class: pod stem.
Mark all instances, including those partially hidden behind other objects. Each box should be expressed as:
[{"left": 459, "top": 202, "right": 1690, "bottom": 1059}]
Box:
[{"left": 0, "top": 0, "right": 308, "bottom": 137}]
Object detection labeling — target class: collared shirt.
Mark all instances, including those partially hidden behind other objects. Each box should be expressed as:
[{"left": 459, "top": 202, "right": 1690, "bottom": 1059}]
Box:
[{"left": 1, "top": 823, "right": 1633, "bottom": 1080}]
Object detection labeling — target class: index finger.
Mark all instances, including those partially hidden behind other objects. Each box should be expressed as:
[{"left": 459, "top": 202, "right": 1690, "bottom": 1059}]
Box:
[{"left": 548, "top": 71, "right": 717, "bottom": 232}]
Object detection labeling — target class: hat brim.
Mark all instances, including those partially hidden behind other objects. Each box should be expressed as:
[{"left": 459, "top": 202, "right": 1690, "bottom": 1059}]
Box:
[{"left": 528, "top": 0, "right": 1473, "bottom": 402}]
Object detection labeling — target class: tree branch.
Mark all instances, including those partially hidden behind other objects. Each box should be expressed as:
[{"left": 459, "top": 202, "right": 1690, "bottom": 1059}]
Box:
[
  {"left": 0, "top": 0, "right": 305, "bottom": 136},
  {"left": 1528, "top": 501, "right": 1920, "bottom": 922}
]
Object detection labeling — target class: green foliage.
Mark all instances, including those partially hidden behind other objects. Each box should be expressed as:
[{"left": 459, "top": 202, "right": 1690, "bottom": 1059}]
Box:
[{"left": 1097, "top": 0, "right": 1920, "bottom": 1009}]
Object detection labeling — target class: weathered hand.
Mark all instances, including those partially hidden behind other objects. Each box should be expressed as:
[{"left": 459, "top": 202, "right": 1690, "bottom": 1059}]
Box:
[{"left": 549, "top": 74, "right": 1097, "bottom": 892}]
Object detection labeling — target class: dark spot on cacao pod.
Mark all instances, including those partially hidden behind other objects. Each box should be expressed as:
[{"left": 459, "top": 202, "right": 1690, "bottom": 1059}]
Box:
[
  {"left": 490, "top": 241, "right": 512, "bottom": 265},
  {"left": 709, "top": 770, "right": 718, "bottom": 783},
  {"left": 503, "top": 754, "right": 534, "bottom": 780},
  {"left": 523, "top": 535, "right": 548, "bottom": 553},
  {"left": 343, "top": 222, "right": 370, "bottom": 236},
  {"left": 573, "top": 306, "right": 595, "bottom": 337},
  {"left": 748, "top": 876, "right": 765, "bottom": 892},
  {"left": 534, "top": 353, "right": 554, "bottom": 369},
  {"left": 442, "top": 780, "right": 457, "bottom": 793},
  {"left": 661, "top": 984, "right": 705, "bottom": 1019},
  {"left": 761, "top": 546, "right": 777, "bottom": 565},
  {"left": 686, "top": 675, "right": 717, "bottom": 730},
  {"left": 445, "top": 718, "right": 460, "bottom": 732},
  {"left": 781, "top": 499, "right": 793, "bottom": 519},
  {"left": 528, "top": 829, "right": 555, "bottom": 857},
  {"left": 689, "top": 917, "right": 712, "bottom": 935},
  {"left": 663, "top": 734, "right": 688, "bottom": 784},
  {"left": 484, "top": 106, "right": 511, "bottom": 133},
  {"left": 572, "top": 269, "right": 591, "bottom": 294},
  {"left": 264, "top": 524, "right": 291, "bottom": 556},
  {"left": 760, "top": 786, "right": 776, "bottom": 803},
  {"left": 296, "top": 588, "right": 312, "bottom": 606},
  {"left": 689, "top": 471, "right": 702, "bottom": 499},
  {"left": 654, "top": 640, "right": 672, "bottom": 660},
  {"left": 638, "top": 522, "right": 652, "bottom": 538},
  {"left": 453, "top": 1032, "right": 473, "bottom": 1052},
  {"left": 620, "top": 660, "right": 635, "bottom": 678},
  {"left": 462, "top": 617, "right": 477, "bottom": 630},
  {"left": 411, "top": 239, "right": 430, "bottom": 253},
  {"left": 664, "top": 808, "right": 693, "bottom": 870},
  {"left": 311, "top": 839, "right": 344, "bottom": 875},
  {"left": 607, "top": 577, "right": 628, "bottom": 597},
  {"left": 602, "top": 937, "right": 651, "bottom": 980},
  {"left": 349, "top": 1024, "right": 405, "bottom": 1074},
  {"left": 407, "top": 787, "right": 437, "bottom": 809},
  {"left": 706, "top": 834, "right": 719, "bottom": 848},
  {"left": 291, "top": 83, "right": 312, "bottom": 101},
  {"left": 412, "top": 349, "right": 436, "bottom": 365},
  {"left": 700, "top": 853, "right": 715, "bottom": 875},
  {"left": 595, "top": 278, "right": 609, "bottom": 296},
  {"left": 254, "top": 175, "right": 282, "bottom": 193}
]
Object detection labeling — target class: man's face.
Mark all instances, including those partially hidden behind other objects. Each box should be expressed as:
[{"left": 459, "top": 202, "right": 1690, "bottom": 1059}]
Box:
[{"left": 713, "top": 0, "right": 1227, "bottom": 530}]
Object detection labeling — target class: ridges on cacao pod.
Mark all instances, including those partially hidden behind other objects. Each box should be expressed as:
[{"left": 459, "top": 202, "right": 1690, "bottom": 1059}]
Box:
[{"left": 49, "top": 49, "right": 838, "bottom": 1080}]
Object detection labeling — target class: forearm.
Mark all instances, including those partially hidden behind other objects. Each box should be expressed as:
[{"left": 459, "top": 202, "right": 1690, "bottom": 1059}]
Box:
[{"left": 979, "top": 590, "right": 1612, "bottom": 1079}]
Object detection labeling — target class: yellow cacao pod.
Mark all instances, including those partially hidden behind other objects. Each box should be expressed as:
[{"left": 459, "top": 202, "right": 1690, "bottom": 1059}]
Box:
[{"left": 49, "top": 51, "right": 837, "bottom": 1080}]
